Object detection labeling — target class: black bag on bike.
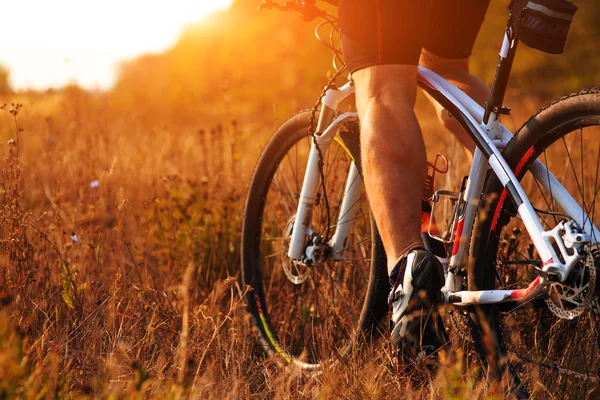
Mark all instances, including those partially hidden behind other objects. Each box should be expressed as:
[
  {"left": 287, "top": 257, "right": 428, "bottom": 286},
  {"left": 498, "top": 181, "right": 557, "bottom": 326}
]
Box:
[{"left": 509, "top": 0, "right": 578, "bottom": 54}]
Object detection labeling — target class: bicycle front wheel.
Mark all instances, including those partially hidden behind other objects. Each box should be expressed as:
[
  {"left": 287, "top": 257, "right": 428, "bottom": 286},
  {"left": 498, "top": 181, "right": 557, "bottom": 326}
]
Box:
[
  {"left": 241, "top": 111, "right": 388, "bottom": 370},
  {"left": 470, "top": 89, "right": 600, "bottom": 398}
]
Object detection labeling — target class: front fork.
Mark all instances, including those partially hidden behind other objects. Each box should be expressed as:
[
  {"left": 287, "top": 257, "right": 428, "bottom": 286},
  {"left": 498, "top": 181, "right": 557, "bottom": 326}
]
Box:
[{"left": 288, "top": 103, "right": 361, "bottom": 261}]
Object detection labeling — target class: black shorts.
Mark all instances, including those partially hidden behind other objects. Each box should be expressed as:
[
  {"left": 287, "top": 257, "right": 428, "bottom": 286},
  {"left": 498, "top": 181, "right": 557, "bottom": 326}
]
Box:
[{"left": 339, "top": 0, "right": 491, "bottom": 74}]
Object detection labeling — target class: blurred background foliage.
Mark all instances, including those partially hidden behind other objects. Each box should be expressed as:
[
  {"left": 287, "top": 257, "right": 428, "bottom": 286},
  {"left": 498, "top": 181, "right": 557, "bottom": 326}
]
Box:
[
  {"left": 0, "top": 66, "right": 10, "bottom": 94},
  {"left": 112, "top": 0, "right": 599, "bottom": 119}
]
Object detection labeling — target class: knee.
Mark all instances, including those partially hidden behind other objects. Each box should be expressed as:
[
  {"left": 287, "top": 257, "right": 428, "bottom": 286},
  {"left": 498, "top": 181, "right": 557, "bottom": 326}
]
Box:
[
  {"left": 356, "top": 85, "right": 417, "bottom": 124},
  {"left": 353, "top": 65, "right": 418, "bottom": 117}
]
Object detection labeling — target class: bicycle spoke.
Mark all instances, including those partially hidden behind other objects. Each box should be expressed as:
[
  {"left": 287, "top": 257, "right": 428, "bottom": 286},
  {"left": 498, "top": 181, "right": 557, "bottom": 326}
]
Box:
[
  {"left": 331, "top": 236, "right": 372, "bottom": 257},
  {"left": 286, "top": 148, "right": 300, "bottom": 196},
  {"left": 264, "top": 249, "right": 286, "bottom": 259},
  {"left": 492, "top": 124, "right": 600, "bottom": 394},
  {"left": 250, "top": 123, "right": 375, "bottom": 365},
  {"left": 562, "top": 136, "right": 587, "bottom": 213},
  {"left": 271, "top": 171, "right": 295, "bottom": 217},
  {"left": 332, "top": 183, "right": 366, "bottom": 228},
  {"left": 543, "top": 150, "right": 559, "bottom": 226},
  {"left": 580, "top": 128, "right": 585, "bottom": 229},
  {"left": 326, "top": 211, "right": 370, "bottom": 231},
  {"left": 584, "top": 138, "right": 600, "bottom": 235},
  {"left": 530, "top": 174, "right": 557, "bottom": 230}
]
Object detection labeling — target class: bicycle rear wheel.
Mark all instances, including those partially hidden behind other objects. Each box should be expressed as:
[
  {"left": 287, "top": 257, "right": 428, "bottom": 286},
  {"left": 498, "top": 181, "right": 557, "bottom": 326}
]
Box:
[
  {"left": 470, "top": 89, "right": 600, "bottom": 398},
  {"left": 241, "top": 111, "right": 388, "bottom": 370}
]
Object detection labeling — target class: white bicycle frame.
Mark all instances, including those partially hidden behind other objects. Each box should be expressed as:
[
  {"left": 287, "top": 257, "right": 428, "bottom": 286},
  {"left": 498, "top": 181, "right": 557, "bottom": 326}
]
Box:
[{"left": 287, "top": 45, "right": 600, "bottom": 308}]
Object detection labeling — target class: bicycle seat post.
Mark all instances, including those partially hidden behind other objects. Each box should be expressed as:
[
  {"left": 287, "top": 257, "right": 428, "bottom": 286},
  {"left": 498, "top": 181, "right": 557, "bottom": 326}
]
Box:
[{"left": 483, "top": 14, "right": 521, "bottom": 125}]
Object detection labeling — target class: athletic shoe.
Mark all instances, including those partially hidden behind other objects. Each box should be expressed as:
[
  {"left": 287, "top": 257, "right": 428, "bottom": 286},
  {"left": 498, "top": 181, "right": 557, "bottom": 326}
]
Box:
[{"left": 388, "top": 247, "right": 446, "bottom": 366}]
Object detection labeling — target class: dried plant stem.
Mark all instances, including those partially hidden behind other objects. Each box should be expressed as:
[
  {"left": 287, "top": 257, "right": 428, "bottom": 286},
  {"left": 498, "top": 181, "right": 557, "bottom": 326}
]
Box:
[{"left": 174, "top": 262, "right": 194, "bottom": 384}]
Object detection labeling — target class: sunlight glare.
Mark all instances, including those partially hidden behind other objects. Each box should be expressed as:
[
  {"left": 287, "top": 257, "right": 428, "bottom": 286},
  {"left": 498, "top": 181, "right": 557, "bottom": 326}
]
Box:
[{"left": 0, "top": 0, "right": 233, "bottom": 90}]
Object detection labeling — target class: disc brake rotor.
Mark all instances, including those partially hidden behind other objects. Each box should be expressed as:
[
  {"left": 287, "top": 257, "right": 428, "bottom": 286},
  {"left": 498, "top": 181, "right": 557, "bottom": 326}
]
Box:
[
  {"left": 545, "top": 251, "right": 596, "bottom": 320},
  {"left": 281, "top": 216, "right": 312, "bottom": 285}
]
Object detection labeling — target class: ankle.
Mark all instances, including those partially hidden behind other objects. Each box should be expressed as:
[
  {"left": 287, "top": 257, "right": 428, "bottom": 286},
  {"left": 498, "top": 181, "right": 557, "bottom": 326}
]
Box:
[{"left": 387, "top": 241, "right": 424, "bottom": 275}]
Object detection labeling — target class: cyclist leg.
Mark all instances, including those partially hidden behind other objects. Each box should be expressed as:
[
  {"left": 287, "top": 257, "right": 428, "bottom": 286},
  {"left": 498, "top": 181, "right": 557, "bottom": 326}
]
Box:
[
  {"left": 421, "top": 0, "right": 491, "bottom": 155},
  {"left": 353, "top": 65, "right": 425, "bottom": 273},
  {"left": 340, "top": 0, "right": 431, "bottom": 273},
  {"left": 340, "top": 0, "right": 446, "bottom": 363},
  {"left": 353, "top": 68, "right": 447, "bottom": 362},
  {"left": 420, "top": 51, "right": 489, "bottom": 155}
]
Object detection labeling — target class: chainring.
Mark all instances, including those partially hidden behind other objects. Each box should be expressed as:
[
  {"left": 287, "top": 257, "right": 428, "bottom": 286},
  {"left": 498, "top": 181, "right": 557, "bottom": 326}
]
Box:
[{"left": 545, "top": 251, "right": 596, "bottom": 320}]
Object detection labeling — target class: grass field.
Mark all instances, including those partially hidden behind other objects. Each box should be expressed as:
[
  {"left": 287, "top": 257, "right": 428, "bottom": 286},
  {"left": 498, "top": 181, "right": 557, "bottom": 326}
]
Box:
[
  {"left": 1, "top": 0, "right": 600, "bottom": 395},
  {"left": 2, "top": 80, "right": 599, "bottom": 399}
]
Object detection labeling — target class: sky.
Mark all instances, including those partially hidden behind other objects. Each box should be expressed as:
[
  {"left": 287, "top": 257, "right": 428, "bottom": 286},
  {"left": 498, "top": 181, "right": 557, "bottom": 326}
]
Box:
[{"left": 0, "top": 0, "right": 233, "bottom": 90}]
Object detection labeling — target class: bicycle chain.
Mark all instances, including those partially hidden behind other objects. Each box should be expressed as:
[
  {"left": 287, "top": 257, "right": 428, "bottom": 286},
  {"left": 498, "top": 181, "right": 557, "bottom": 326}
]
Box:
[{"left": 508, "top": 351, "right": 599, "bottom": 382}]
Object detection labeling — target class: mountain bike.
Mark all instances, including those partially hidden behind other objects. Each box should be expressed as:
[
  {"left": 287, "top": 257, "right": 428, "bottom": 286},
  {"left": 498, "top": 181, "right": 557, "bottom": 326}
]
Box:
[{"left": 241, "top": 0, "right": 600, "bottom": 396}]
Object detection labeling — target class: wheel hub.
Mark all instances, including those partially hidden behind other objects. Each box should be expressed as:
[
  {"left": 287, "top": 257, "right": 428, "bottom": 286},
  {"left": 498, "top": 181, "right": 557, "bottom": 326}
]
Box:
[{"left": 281, "top": 216, "right": 327, "bottom": 285}]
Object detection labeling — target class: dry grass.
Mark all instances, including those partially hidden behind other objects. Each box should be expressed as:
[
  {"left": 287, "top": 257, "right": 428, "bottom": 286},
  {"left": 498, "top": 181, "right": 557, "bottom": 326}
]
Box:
[{"left": 0, "top": 85, "right": 597, "bottom": 399}]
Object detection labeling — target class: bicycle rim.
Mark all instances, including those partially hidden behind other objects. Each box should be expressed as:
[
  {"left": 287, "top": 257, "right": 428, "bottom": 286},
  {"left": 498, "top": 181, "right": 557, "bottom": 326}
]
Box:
[
  {"left": 472, "top": 95, "right": 600, "bottom": 397},
  {"left": 242, "top": 113, "right": 380, "bottom": 369}
]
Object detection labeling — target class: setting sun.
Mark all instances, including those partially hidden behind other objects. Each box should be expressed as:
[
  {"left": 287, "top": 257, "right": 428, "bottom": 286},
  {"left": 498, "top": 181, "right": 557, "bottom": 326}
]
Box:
[{"left": 0, "top": 0, "right": 233, "bottom": 90}]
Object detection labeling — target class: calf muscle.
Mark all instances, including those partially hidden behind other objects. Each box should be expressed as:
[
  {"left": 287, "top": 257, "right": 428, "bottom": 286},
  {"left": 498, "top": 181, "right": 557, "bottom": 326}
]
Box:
[{"left": 353, "top": 65, "right": 426, "bottom": 273}]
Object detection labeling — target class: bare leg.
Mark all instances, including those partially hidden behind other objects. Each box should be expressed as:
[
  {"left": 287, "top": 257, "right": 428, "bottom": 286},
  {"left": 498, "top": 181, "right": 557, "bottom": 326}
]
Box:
[
  {"left": 353, "top": 56, "right": 488, "bottom": 274},
  {"left": 353, "top": 65, "right": 426, "bottom": 274},
  {"left": 420, "top": 50, "right": 490, "bottom": 156}
]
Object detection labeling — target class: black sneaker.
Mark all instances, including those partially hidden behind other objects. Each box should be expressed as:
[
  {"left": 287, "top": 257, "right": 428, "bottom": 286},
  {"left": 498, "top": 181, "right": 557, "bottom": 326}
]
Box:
[{"left": 388, "top": 248, "right": 446, "bottom": 366}]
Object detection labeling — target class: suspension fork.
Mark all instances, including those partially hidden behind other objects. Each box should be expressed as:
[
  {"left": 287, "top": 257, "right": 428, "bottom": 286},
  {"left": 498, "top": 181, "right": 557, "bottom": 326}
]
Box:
[
  {"left": 288, "top": 81, "right": 357, "bottom": 261},
  {"left": 287, "top": 104, "right": 338, "bottom": 260},
  {"left": 330, "top": 161, "right": 364, "bottom": 260}
]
